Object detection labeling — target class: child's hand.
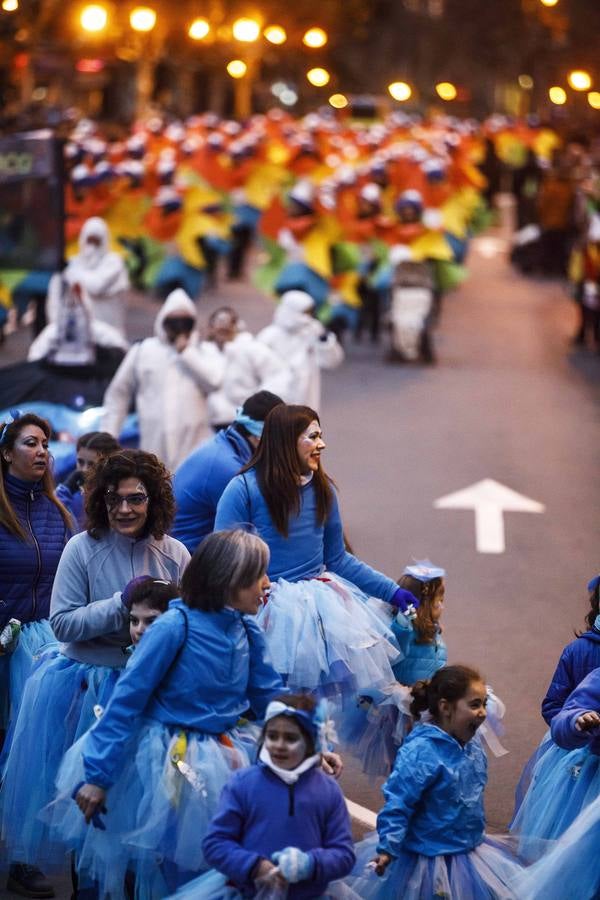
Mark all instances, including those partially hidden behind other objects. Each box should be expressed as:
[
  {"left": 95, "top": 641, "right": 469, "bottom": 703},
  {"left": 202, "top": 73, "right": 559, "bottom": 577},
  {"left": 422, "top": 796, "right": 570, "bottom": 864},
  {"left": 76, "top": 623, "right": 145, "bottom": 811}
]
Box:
[
  {"left": 321, "top": 751, "right": 343, "bottom": 778},
  {"left": 369, "top": 852, "right": 392, "bottom": 876},
  {"left": 575, "top": 711, "right": 600, "bottom": 732},
  {"left": 253, "top": 859, "right": 286, "bottom": 887},
  {"left": 74, "top": 782, "right": 107, "bottom": 825}
]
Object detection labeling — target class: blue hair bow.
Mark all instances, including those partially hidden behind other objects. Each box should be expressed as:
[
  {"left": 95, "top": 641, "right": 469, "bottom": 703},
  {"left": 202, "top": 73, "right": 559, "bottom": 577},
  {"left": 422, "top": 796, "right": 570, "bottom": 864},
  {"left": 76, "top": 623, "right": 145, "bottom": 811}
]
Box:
[{"left": 0, "top": 409, "right": 23, "bottom": 447}]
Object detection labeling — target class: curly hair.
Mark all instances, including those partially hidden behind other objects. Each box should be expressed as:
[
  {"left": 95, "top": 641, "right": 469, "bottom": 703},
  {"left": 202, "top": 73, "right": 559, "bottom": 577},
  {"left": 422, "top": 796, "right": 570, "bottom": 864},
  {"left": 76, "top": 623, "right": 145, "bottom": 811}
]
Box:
[{"left": 85, "top": 449, "right": 175, "bottom": 540}]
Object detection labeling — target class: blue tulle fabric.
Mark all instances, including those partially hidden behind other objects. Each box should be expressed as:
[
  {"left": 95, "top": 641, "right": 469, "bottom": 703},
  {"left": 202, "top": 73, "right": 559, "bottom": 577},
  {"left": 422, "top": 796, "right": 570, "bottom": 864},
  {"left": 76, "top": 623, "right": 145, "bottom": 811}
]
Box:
[
  {"left": 0, "top": 619, "right": 56, "bottom": 730},
  {"left": 0, "top": 651, "right": 120, "bottom": 867},
  {"left": 511, "top": 740, "right": 600, "bottom": 862},
  {"left": 511, "top": 729, "right": 553, "bottom": 823},
  {"left": 256, "top": 574, "right": 399, "bottom": 695},
  {"left": 43, "top": 720, "right": 260, "bottom": 899},
  {"left": 169, "top": 870, "right": 361, "bottom": 900},
  {"left": 338, "top": 685, "right": 413, "bottom": 778},
  {"left": 345, "top": 832, "right": 524, "bottom": 900},
  {"left": 511, "top": 792, "right": 600, "bottom": 899}
]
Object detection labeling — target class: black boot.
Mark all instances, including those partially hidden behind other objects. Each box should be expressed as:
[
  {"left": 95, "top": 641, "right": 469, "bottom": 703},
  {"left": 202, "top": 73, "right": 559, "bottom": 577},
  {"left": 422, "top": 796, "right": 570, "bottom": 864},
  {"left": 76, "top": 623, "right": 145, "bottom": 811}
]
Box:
[{"left": 7, "top": 864, "right": 55, "bottom": 899}]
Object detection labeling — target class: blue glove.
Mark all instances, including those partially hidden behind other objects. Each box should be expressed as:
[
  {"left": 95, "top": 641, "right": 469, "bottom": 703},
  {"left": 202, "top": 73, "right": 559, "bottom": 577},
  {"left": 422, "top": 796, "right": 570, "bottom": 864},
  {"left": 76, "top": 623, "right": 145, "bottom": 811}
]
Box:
[
  {"left": 272, "top": 847, "right": 315, "bottom": 883},
  {"left": 390, "top": 587, "right": 419, "bottom": 614},
  {"left": 121, "top": 575, "right": 152, "bottom": 610}
]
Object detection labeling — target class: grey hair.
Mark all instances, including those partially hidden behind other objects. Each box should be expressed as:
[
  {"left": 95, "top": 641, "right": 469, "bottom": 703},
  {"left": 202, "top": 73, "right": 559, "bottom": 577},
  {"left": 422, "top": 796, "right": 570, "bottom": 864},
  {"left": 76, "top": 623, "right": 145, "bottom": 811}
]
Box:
[{"left": 180, "top": 529, "right": 270, "bottom": 612}]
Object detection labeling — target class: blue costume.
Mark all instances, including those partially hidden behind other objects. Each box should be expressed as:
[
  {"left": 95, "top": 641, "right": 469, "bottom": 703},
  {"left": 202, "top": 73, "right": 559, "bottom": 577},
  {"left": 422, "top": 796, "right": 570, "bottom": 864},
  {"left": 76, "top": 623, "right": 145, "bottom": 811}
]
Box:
[
  {"left": 172, "top": 425, "right": 252, "bottom": 554},
  {"left": 0, "top": 528, "right": 189, "bottom": 868},
  {"left": 44, "top": 600, "right": 285, "bottom": 898},
  {"left": 391, "top": 615, "right": 447, "bottom": 684},
  {"left": 0, "top": 473, "right": 68, "bottom": 728},
  {"left": 346, "top": 724, "right": 522, "bottom": 898},
  {"left": 214, "top": 469, "right": 399, "bottom": 694},
  {"left": 56, "top": 480, "right": 86, "bottom": 532}
]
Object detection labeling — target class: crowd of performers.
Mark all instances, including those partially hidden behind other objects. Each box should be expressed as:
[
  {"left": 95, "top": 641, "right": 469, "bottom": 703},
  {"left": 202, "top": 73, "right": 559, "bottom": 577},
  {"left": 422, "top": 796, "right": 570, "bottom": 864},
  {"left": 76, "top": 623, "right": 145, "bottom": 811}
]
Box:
[
  {"left": 0, "top": 398, "right": 599, "bottom": 900},
  {"left": 1, "top": 110, "right": 562, "bottom": 360}
]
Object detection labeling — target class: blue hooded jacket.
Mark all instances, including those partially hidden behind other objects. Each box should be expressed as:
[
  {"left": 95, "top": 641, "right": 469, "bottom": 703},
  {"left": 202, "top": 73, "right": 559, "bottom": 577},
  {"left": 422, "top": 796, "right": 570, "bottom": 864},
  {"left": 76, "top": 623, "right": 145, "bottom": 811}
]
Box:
[
  {"left": 202, "top": 762, "right": 355, "bottom": 898},
  {"left": 391, "top": 615, "right": 447, "bottom": 684},
  {"left": 551, "top": 666, "right": 600, "bottom": 754},
  {"left": 542, "top": 631, "right": 600, "bottom": 725},
  {"left": 377, "top": 723, "right": 487, "bottom": 857},
  {"left": 82, "top": 600, "right": 284, "bottom": 788},
  {"left": 172, "top": 426, "right": 252, "bottom": 554},
  {"left": 0, "top": 473, "right": 69, "bottom": 629}
]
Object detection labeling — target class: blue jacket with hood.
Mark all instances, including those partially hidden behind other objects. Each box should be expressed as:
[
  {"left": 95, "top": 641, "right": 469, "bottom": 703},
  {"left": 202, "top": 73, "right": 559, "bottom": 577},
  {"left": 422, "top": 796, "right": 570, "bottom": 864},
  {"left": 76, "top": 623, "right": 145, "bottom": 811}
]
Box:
[
  {"left": 376, "top": 723, "right": 487, "bottom": 857},
  {"left": 551, "top": 666, "right": 600, "bottom": 754},
  {"left": 0, "top": 473, "right": 69, "bottom": 629},
  {"left": 542, "top": 630, "right": 600, "bottom": 725},
  {"left": 172, "top": 425, "right": 252, "bottom": 554}
]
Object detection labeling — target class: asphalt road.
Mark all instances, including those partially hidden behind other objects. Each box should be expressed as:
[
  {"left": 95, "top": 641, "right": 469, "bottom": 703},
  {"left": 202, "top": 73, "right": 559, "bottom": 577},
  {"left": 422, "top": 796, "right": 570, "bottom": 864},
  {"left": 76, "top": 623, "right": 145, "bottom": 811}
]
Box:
[{"left": 1, "top": 201, "right": 599, "bottom": 895}]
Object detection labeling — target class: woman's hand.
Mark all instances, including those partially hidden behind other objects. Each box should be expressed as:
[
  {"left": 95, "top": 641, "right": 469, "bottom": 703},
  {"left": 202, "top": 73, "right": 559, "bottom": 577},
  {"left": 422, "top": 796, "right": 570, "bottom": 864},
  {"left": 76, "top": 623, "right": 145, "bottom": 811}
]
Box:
[
  {"left": 321, "top": 751, "right": 343, "bottom": 778},
  {"left": 75, "top": 783, "right": 106, "bottom": 824},
  {"left": 575, "top": 711, "right": 600, "bottom": 732},
  {"left": 370, "top": 852, "right": 392, "bottom": 876}
]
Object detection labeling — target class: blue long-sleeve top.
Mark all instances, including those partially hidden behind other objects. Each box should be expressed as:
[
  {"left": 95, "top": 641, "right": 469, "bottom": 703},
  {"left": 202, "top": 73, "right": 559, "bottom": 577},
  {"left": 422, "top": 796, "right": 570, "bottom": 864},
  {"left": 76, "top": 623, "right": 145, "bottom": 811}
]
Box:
[
  {"left": 173, "top": 426, "right": 252, "bottom": 554},
  {"left": 391, "top": 615, "right": 447, "bottom": 684},
  {"left": 376, "top": 723, "right": 487, "bottom": 858},
  {"left": 550, "top": 666, "right": 600, "bottom": 754},
  {"left": 214, "top": 469, "right": 397, "bottom": 602},
  {"left": 82, "top": 599, "right": 285, "bottom": 788},
  {"left": 541, "top": 631, "right": 600, "bottom": 726},
  {"left": 202, "top": 762, "right": 355, "bottom": 899}
]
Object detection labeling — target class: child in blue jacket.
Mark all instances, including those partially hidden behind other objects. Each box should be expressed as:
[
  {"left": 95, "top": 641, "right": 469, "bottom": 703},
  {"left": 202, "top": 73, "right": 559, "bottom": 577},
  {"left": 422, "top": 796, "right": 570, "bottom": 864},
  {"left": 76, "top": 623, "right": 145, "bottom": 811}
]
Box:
[
  {"left": 173, "top": 694, "right": 356, "bottom": 899},
  {"left": 346, "top": 666, "right": 523, "bottom": 899}
]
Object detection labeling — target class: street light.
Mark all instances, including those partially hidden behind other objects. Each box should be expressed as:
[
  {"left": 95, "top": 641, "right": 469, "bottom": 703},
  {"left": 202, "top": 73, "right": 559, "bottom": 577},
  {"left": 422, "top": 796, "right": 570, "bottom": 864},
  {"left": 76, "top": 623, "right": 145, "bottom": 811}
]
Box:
[
  {"left": 435, "top": 81, "right": 457, "bottom": 101},
  {"left": 548, "top": 86, "right": 567, "bottom": 104},
  {"left": 264, "top": 25, "right": 287, "bottom": 44},
  {"left": 80, "top": 4, "right": 108, "bottom": 33},
  {"left": 188, "top": 18, "right": 210, "bottom": 40},
  {"left": 518, "top": 74, "right": 534, "bottom": 90},
  {"left": 303, "top": 27, "right": 328, "bottom": 48},
  {"left": 130, "top": 6, "right": 157, "bottom": 32},
  {"left": 1, "top": 0, "right": 18, "bottom": 10},
  {"left": 329, "top": 93, "right": 348, "bottom": 109},
  {"left": 540, "top": 0, "right": 559, "bottom": 6},
  {"left": 567, "top": 70, "right": 592, "bottom": 91},
  {"left": 388, "top": 81, "right": 412, "bottom": 101},
  {"left": 588, "top": 92, "right": 600, "bottom": 110},
  {"left": 227, "top": 59, "right": 247, "bottom": 78},
  {"left": 232, "top": 17, "right": 260, "bottom": 42},
  {"left": 307, "top": 67, "right": 330, "bottom": 87}
]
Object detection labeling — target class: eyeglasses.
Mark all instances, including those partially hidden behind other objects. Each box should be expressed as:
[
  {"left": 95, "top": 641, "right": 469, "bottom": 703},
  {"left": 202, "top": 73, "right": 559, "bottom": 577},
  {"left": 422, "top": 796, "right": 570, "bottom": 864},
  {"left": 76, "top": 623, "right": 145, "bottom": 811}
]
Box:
[{"left": 104, "top": 492, "right": 149, "bottom": 510}]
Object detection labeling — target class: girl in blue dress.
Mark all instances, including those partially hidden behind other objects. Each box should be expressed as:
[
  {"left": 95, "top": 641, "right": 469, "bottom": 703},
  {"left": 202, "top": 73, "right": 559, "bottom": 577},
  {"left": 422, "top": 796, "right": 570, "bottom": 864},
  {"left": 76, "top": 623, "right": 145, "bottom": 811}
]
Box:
[
  {"left": 214, "top": 404, "right": 416, "bottom": 698},
  {"left": 346, "top": 665, "right": 523, "bottom": 899}
]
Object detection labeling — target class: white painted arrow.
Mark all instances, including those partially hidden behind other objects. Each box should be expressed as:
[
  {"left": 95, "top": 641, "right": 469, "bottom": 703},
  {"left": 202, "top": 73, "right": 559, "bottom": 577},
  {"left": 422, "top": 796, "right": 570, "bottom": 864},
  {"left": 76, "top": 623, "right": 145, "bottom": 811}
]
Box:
[{"left": 434, "top": 479, "right": 545, "bottom": 554}]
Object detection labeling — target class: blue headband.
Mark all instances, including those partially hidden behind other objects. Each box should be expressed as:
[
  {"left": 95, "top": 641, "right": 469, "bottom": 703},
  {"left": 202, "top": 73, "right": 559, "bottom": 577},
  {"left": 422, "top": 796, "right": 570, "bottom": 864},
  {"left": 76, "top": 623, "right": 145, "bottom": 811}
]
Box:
[
  {"left": 0, "top": 409, "right": 23, "bottom": 447},
  {"left": 403, "top": 559, "right": 446, "bottom": 582},
  {"left": 264, "top": 699, "right": 338, "bottom": 752},
  {"left": 234, "top": 409, "right": 264, "bottom": 438},
  {"left": 588, "top": 574, "right": 600, "bottom": 594}
]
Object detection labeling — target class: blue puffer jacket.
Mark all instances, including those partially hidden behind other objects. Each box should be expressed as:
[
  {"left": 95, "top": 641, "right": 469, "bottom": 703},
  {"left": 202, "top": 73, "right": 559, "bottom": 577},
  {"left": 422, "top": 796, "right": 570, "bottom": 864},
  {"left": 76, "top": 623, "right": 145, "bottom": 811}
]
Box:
[
  {"left": 542, "top": 630, "right": 600, "bottom": 725},
  {"left": 391, "top": 615, "right": 447, "bottom": 684},
  {"left": 377, "top": 723, "right": 487, "bottom": 857},
  {"left": 0, "top": 473, "right": 69, "bottom": 629},
  {"left": 551, "top": 666, "right": 600, "bottom": 754}
]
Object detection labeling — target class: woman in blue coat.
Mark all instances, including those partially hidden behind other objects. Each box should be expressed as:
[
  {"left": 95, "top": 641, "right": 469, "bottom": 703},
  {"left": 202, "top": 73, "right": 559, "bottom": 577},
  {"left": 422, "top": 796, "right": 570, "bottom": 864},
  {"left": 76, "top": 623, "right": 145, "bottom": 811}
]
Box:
[
  {"left": 214, "top": 404, "right": 415, "bottom": 697},
  {"left": 346, "top": 666, "right": 523, "bottom": 899},
  {"left": 45, "top": 530, "right": 286, "bottom": 898}
]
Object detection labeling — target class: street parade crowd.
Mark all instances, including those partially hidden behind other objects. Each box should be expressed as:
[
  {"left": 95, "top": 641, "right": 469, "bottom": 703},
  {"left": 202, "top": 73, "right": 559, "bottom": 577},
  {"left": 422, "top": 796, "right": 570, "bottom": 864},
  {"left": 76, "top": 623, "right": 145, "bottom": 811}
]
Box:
[{"left": 1, "top": 109, "right": 600, "bottom": 900}]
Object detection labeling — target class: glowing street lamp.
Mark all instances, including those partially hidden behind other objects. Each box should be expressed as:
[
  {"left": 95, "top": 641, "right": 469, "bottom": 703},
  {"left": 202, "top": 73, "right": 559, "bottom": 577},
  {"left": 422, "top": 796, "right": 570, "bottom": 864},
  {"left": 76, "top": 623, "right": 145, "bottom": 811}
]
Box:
[
  {"left": 329, "top": 93, "right": 348, "bottom": 109},
  {"left": 227, "top": 59, "right": 247, "bottom": 79},
  {"left": 548, "top": 86, "right": 567, "bottom": 105},
  {"left": 264, "top": 25, "right": 287, "bottom": 44},
  {"left": 130, "top": 6, "right": 156, "bottom": 32},
  {"left": 232, "top": 17, "right": 260, "bottom": 42},
  {"left": 2, "top": 0, "right": 18, "bottom": 11},
  {"left": 188, "top": 18, "right": 210, "bottom": 40},
  {"left": 588, "top": 92, "right": 600, "bottom": 109},
  {"left": 518, "top": 74, "right": 534, "bottom": 90},
  {"left": 540, "top": 0, "right": 559, "bottom": 6},
  {"left": 567, "top": 70, "right": 592, "bottom": 91},
  {"left": 80, "top": 4, "right": 108, "bottom": 33},
  {"left": 388, "top": 81, "right": 412, "bottom": 102},
  {"left": 307, "top": 67, "right": 330, "bottom": 87},
  {"left": 435, "top": 81, "right": 457, "bottom": 101},
  {"left": 303, "top": 27, "right": 328, "bottom": 48}
]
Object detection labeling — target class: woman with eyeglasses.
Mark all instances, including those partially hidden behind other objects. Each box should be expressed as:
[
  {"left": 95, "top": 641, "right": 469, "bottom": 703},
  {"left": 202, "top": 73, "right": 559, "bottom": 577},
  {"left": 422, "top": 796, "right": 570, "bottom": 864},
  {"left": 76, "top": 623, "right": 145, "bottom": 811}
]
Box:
[{"left": 0, "top": 449, "right": 190, "bottom": 895}]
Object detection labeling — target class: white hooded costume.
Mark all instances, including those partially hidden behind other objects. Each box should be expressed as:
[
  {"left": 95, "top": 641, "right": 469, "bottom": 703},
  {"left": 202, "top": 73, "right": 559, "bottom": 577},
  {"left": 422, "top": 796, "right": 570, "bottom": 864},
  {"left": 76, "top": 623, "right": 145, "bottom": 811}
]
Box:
[
  {"left": 257, "top": 291, "right": 344, "bottom": 411},
  {"left": 49, "top": 217, "right": 130, "bottom": 338},
  {"left": 206, "top": 330, "right": 290, "bottom": 427},
  {"left": 101, "top": 289, "right": 224, "bottom": 471}
]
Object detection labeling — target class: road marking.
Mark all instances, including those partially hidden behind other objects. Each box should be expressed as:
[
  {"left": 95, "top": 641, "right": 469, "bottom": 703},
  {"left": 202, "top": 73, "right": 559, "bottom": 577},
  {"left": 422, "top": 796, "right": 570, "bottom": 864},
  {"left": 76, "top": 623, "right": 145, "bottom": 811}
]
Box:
[
  {"left": 346, "top": 798, "right": 377, "bottom": 829},
  {"left": 434, "top": 478, "right": 545, "bottom": 554}
]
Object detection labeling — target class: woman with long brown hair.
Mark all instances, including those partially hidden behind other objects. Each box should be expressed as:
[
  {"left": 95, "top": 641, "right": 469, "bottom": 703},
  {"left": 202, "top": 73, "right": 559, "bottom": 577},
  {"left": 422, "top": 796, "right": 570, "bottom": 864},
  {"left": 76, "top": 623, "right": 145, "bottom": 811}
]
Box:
[{"left": 215, "top": 404, "right": 417, "bottom": 697}]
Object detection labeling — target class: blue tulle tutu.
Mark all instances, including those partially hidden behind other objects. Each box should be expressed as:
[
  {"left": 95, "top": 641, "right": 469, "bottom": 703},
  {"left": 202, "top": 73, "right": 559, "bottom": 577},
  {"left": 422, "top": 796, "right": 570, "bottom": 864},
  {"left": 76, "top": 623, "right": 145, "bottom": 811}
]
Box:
[
  {"left": 169, "top": 869, "right": 361, "bottom": 899},
  {"left": 256, "top": 574, "right": 400, "bottom": 695},
  {"left": 338, "top": 685, "right": 413, "bottom": 778},
  {"left": 511, "top": 792, "right": 600, "bottom": 899},
  {"left": 511, "top": 729, "right": 553, "bottom": 822},
  {"left": 43, "top": 720, "right": 260, "bottom": 899},
  {"left": 0, "top": 619, "right": 57, "bottom": 729},
  {"left": 0, "top": 651, "right": 120, "bottom": 867},
  {"left": 511, "top": 740, "right": 600, "bottom": 862},
  {"left": 345, "top": 832, "right": 523, "bottom": 899}
]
